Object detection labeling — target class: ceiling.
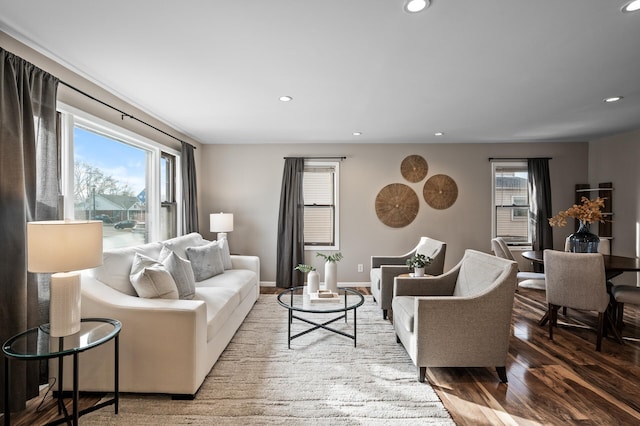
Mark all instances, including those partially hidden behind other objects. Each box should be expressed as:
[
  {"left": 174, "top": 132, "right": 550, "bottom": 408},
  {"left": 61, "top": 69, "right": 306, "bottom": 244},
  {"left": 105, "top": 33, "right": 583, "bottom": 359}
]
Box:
[{"left": 1, "top": 0, "right": 639, "bottom": 145}]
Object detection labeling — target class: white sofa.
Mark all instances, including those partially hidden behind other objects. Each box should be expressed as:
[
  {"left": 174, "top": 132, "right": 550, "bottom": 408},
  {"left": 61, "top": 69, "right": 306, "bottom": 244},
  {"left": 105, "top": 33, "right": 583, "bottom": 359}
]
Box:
[{"left": 55, "top": 232, "right": 260, "bottom": 397}]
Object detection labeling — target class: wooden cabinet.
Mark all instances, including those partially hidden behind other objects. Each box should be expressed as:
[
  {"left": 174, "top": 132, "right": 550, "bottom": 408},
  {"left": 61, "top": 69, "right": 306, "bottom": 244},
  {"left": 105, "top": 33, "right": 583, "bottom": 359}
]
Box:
[{"left": 575, "top": 182, "right": 613, "bottom": 252}]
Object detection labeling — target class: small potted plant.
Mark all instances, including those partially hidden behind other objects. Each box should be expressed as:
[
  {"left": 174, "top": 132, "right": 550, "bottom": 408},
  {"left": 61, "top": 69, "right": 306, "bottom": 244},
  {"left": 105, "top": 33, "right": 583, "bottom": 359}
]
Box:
[
  {"left": 316, "top": 252, "right": 343, "bottom": 293},
  {"left": 295, "top": 264, "right": 319, "bottom": 293},
  {"left": 406, "top": 253, "right": 432, "bottom": 277}
]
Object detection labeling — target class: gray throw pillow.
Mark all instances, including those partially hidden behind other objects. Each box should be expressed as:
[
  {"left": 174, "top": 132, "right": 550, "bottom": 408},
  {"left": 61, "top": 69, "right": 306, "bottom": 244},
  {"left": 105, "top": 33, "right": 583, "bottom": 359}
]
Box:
[
  {"left": 161, "top": 250, "right": 196, "bottom": 300},
  {"left": 130, "top": 253, "right": 179, "bottom": 299},
  {"left": 186, "top": 241, "right": 225, "bottom": 282}
]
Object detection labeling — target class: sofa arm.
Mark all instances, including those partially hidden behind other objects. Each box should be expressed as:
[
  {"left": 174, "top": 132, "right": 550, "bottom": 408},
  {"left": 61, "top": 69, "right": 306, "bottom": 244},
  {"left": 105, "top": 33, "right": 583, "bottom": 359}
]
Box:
[
  {"left": 231, "top": 255, "right": 260, "bottom": 279},
  {"left": 75, "top": 272, "right": 209, "bottom": 394}
]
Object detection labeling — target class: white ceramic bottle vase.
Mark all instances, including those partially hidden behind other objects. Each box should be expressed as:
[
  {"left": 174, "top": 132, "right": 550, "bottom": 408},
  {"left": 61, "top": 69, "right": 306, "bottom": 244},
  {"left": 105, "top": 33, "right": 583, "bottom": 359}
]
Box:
[
  {"left": 324, "top": 261, "right": 338, "bottom": 293},
  {"left": 307, "top": 270, "right": 320, "bottom": 294}
]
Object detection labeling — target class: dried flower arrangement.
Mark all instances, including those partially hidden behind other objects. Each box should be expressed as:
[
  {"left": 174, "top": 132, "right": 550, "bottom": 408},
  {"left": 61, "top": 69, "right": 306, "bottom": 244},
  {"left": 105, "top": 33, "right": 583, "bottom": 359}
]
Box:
[{"left": 548, "top": 196, "right": 606, "bottom": 227}]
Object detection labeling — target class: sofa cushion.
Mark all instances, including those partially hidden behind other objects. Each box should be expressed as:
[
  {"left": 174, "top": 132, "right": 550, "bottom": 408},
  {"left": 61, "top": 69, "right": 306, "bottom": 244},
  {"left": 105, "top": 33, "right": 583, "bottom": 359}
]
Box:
[
  {"left": 130, "top": 253, "right": 179, "bottom": 299},
  {"left": 392, "top": 296, "right": 415, "bottom": 333},
  {"left": 162, "top": 232, "right": 207, "bottom": 259},
  {"left": 194, "top": 286, "right": 241, "bottom": 341},
  {"left": 186, "top": 241, "right": 225, "bottom": 281},
  {"left": 161, "top": 250, "right": 196, "bottom": 300},
  {"left": 197, "top": 269, "right": 257, "bottom": 302},
  {"left": 370, "top": 268, "right": 381, "bottom": 290},
  {"left": 92, "top": 242, "right": 163, "bottom": 296}
]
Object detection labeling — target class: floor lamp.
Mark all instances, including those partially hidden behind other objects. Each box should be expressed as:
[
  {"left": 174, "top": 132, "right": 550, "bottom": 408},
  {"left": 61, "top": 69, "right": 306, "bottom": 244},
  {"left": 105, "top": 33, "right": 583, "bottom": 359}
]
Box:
[{"left": 27, "top": 220, "right": 103, "bottom": 337}]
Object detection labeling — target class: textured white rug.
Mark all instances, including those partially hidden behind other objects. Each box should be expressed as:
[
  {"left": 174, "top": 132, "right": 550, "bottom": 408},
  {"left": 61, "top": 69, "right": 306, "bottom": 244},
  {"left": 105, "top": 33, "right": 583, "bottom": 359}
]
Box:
[{"left": 83, "top": 294, "right": 454, "bottom": 425}]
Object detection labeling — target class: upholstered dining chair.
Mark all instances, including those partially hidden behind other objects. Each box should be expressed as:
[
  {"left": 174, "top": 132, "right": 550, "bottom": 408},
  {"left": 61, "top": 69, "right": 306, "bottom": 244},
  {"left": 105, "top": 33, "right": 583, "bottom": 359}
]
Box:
[
  {"left": 612, "top": 285, "right": 640, "bottom": 331},
  {"left": 370, "top": 236, "right": 446, "bottom": 319},
  {"left": 543, "top": 250, "right": 609, "bottom": 351},
  {"left": 491, "top": 237, "right": 545, "bottom": 290}
]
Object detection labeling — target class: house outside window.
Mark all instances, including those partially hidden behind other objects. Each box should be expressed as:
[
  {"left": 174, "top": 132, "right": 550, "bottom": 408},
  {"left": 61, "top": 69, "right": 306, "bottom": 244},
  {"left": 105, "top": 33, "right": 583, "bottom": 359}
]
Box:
[
  {"left": 492, "top": 161, "right": 530, "bottom": 246},
  {"left": 59, "top": 104, "right": 180, "bottom": 249},
  {"left": 303, "top": 161, "right": 339, "bottom": 250}
]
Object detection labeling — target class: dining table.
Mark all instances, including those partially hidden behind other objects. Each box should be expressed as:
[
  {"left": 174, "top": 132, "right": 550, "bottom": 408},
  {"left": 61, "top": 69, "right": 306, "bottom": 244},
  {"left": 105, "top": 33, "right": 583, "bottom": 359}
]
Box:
[{"left": 520, "top": 250, "right": 640, "bottom": 339}]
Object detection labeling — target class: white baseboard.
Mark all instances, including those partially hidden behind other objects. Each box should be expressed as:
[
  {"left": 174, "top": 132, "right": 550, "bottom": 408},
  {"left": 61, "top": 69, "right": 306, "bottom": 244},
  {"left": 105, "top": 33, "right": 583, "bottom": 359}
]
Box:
[{"left": 261, "top": 281, "right": 370, "bottom": 288}]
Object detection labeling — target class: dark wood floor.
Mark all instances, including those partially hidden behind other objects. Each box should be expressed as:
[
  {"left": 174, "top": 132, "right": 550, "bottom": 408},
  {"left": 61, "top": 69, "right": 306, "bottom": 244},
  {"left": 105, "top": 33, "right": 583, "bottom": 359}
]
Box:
[{"left": 5, "top": 286, "right": 640, "bottom": 425}]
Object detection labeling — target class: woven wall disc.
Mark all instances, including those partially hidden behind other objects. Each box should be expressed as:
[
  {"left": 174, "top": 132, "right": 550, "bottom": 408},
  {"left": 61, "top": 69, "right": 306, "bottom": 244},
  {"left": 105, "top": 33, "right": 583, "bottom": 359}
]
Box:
[
  {"left": 400, "top": 155, "right": 428, "bottom": 183},
  {"left": 423, "top": 174, "right": 458, "bottom": 210},
  {"left": 375, "top": 183, "right": 419, "bottom": 228}
]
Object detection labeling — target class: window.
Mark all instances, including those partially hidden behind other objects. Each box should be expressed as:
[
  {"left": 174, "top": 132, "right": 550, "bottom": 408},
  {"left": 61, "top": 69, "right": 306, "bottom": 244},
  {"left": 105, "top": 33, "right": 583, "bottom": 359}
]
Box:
[
  {"left": 59, "top": 104, "right": 180, "bottom": 249},
  {"left": 492, "top": 161, "right": 530, "bottom": 246},
  {"left": 303, "top": 161, "right": 339, "bottom": 249}
]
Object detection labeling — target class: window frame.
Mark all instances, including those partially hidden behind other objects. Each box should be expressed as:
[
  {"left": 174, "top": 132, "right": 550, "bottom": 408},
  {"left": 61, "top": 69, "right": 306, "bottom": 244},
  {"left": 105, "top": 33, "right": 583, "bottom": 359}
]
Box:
[
  {"left": 491, "top": 160, "right": 532, "bottom": 247},
  {"left": 303, "top": 160, "right": 340, "bottom": 251},
  {"left": 58, "top": 103, "right": 182, "bottom": 243}
]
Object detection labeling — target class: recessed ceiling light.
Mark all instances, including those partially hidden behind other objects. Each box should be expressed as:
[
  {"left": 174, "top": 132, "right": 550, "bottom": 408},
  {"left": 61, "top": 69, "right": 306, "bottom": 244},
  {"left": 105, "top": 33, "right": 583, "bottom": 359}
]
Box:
[
  {"left": 279, "top": 96, "right": 293, "bottom": 102},
  {"left": 404, "top": 0, "right": 430, "bottom": 13},
  {"left": 603, "top": 96, "right": 623, "bottom": 103},
  {"left": 353, "top": 132, "right": 362, "bottom": 136},
  {"left": 622, "top": 0, "right": 640, "bottom": 12},
  {"left": 434, "top": 132, "right": 444, "bottom": 136}
]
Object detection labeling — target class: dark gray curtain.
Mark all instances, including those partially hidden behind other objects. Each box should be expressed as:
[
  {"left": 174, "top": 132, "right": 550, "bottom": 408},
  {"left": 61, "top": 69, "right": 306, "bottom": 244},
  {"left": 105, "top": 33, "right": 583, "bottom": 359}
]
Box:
[
  {"left": 181, "top": 142, "right": 199, "bottom": 234},
  {"left": 0, "top": 48, "right": 59, "bottom": 412},
  {"left": 276, "top": 158, "right": 305, "bottom": 288},
  {"left": 528, "top": 158, "right": 553, "bottom": 264}
]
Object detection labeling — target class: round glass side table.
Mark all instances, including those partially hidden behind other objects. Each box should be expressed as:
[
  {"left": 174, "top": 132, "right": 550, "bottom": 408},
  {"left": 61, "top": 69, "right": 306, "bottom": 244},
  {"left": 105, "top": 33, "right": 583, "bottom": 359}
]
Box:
[{"left": 3, "top": 318, "right": 121, "bottom": 426}]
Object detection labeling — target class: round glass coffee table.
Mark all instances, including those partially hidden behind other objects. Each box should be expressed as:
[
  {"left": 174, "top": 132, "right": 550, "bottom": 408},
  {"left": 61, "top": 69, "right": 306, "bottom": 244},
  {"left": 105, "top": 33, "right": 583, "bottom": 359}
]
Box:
[{"left": 277, "top": 287, "right": 364, "bottom": 348}]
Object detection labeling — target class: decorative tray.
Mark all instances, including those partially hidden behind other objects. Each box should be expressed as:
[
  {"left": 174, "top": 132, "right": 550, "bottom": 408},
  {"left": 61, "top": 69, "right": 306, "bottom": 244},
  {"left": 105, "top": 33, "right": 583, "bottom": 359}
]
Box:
[{"left": 309, "top": 290, "right": 341, "bottom": 302}]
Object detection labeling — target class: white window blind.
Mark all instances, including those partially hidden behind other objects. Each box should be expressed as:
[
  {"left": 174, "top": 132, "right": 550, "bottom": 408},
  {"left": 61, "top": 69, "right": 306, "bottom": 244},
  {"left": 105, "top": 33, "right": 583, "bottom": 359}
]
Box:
[{"left": 303, "top": 163, "right": 337, "bottom": 247}]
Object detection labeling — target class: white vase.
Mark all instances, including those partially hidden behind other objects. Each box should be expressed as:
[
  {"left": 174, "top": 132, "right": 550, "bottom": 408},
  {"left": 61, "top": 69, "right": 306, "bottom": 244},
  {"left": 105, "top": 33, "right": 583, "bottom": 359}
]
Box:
[
  {"left": 414, "top": 267, "right": 425, "bottom": 277},
  {"left": 307, "top": 270, "right": 320, "bottom": 294},
  {"left": 324, "top": 261, "right": 338, "bottom": 293}
]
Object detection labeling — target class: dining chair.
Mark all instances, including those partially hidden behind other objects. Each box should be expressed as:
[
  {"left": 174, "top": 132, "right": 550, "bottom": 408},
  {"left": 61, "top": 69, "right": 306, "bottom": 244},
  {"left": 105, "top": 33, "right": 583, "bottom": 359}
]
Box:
[
  {"left": 611, "top": 285, "right": 640, "bottom": 331},
  {"left": 491, "top": 237, "right": 545, "bottom": 290},
  {"left": 544, "top": 250, "right": 609, "bottom": 351}
]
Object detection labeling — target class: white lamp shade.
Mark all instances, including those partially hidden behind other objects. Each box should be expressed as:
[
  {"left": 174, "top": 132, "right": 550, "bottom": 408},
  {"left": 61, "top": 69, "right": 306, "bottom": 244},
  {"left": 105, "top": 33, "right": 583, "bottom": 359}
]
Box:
[
  {"left": 210, "top": 213, "right": 234, "bottom": 233},
  {"left": 27, "top": 220, "right": 103, "bottom": 273}
]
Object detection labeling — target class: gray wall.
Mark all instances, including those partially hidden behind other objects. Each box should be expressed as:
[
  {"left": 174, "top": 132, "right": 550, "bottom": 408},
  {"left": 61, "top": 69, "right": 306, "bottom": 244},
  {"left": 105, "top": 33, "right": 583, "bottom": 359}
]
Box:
[
  {"left": 199, "top": 142, "right": 588, "bottom": 284},
  {"left": 589, "top": 129, "right": 640, "bottom": 284}
]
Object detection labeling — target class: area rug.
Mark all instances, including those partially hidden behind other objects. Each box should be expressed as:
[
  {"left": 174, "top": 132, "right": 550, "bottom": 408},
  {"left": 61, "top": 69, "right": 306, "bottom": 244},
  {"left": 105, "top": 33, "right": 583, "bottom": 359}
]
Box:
[{"left": 83, "top": 294, "right": 454, "bottom": 425}]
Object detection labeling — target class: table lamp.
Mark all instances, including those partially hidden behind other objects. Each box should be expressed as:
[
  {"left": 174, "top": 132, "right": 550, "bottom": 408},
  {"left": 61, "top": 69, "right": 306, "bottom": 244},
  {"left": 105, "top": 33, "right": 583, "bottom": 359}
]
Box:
[
  {"left": 27, "top": 220, "right": 103, "bottom": 337},
  {"left": 210, "top": 213, "right": 234, "bottom": 240}
]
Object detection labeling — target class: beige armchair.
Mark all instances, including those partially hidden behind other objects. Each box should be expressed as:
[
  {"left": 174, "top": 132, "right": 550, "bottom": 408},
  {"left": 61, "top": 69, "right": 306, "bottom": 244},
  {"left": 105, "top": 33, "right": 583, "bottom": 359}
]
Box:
[
  {"left": 392, "top": 249, "right": 517, "bottom": 383},
  {"left": 370, "top": 237, "right": 446, "bottom": 319}
]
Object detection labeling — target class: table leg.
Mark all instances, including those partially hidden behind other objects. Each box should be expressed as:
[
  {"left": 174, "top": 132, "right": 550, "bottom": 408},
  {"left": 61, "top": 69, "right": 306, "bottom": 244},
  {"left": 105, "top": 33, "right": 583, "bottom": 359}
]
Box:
[
  {"left": 354, "top": 308, "right": 357, "bottom": 347},
  {"left": 4, "top": 356, "right": 9, "bottom": 426},
  {"left": 287, "top": 309, "right": 292, "bottom": 349},
  {"left": 114, "top": 335, "right": 119, "bottom": 414},
  {"left": 73, "top": 352, "right": 79, "bottom": 425}
]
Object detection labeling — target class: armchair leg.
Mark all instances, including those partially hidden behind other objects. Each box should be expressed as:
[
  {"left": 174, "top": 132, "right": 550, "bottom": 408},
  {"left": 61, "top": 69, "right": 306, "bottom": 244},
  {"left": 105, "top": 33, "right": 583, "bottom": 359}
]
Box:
[
  {"left": 418, "top": 367, "right": 426, "bottom": 383},
  {"left": 382, "top": 309, "right": 388, "bottom": 320},
  {"left": 496, "top": 366, "right": 508, "bottom": 383},
  {"left": 396, "top": 334, "right": 401, "bottom": 344}
]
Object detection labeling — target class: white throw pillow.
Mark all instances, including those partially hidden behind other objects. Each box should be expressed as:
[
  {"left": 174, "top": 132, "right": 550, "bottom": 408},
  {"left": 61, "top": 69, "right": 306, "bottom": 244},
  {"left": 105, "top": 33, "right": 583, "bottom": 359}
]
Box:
[
  {"left": 162, "top": 232, "right": 207, "bottom": 259},
  {"left": 129, "top": 253, "right": 179, "bottom": 299},
  {"left": 160, "top": 249, "right": 196, "bottom": 300},
  {"left": 186, "top": 241, "right": 225, "bottom": 282},
  {"left": 219, "top": 238, "right": 233, "bottom": 270}
]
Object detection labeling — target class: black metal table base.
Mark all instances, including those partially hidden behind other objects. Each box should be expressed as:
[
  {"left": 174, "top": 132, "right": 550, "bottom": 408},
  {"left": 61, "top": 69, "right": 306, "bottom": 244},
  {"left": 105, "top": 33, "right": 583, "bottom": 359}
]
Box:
[{"left": 287, "top": 309, "right": 357, "bottom": 348}]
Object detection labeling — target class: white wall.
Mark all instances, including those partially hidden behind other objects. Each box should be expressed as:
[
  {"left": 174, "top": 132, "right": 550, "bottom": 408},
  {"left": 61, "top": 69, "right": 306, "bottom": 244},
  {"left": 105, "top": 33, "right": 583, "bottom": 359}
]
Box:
[
  {"left": 589, "top": 129, "right": 640, "bottom": 284},
  {"left": 199, "top": 142, "right": 588, "bottom": 284}
]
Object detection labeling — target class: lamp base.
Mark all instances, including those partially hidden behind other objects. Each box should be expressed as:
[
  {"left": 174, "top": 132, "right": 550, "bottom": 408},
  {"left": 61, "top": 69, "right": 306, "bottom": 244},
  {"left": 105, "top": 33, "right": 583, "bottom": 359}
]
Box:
[
  {"left": 217, "top": 232, "right": 228, "bottom": 241},
  {"left": 49, "top": 272, "right": 81, "bottom": 337}
]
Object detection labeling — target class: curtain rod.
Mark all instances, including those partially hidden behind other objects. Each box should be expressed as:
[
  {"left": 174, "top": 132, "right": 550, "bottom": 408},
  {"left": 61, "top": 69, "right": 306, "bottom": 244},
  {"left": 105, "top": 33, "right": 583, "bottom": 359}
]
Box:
[
  {"left": 59, "top": 80, "right": 195, "bottom": 149},
  {"left": 284, "top": 156, "right": 346, "bottom": 160},
  {"left": 488, "top": 157, "right": 551, "bottom": 161}
]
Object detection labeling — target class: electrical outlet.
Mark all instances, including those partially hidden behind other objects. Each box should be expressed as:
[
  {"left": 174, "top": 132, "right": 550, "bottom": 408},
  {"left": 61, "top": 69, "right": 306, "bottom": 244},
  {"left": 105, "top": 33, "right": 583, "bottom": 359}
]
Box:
[{"left": 357, "top": 264, "right": 364, "bottom": 272}]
